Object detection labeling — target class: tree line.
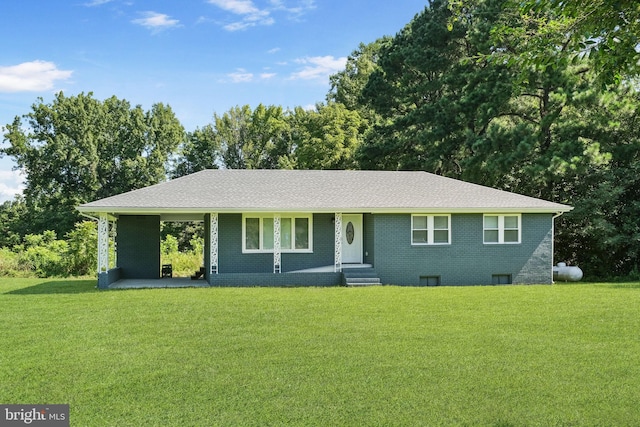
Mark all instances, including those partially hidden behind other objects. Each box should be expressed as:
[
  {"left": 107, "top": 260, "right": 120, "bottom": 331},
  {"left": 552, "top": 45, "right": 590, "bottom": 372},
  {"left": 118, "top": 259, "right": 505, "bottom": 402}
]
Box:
[{"left": 1, "top": 0, "right": 639, "bottom": 279}]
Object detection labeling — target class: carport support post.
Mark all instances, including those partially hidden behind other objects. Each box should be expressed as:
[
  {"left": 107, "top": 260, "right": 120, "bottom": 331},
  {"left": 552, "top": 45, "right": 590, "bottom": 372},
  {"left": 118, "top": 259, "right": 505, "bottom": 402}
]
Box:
[
  {"left": 334, "top": 213, "right": 342, "bottom": 272},
  {"left": 273, "top": 214, "right": 281, "bottom": 273},
  {"left": 97, "top": 213, "right": 109, "bottom": 276},
  {"left": 210, "top": 213, "right": 218, "bottom": 275}
]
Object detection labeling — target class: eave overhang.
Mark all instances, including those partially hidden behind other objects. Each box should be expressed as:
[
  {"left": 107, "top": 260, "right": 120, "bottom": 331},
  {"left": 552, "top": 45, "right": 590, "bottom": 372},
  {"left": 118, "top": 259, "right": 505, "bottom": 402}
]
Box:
[{"left": 77, "top": 205, "right": 574, "bottom": 222}]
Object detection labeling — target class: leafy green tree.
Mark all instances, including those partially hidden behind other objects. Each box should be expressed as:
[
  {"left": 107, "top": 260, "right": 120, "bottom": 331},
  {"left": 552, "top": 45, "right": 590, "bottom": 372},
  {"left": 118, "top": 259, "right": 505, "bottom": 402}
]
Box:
[
  {"left": 449, "top": 0, "right": 640, "bottom": 85},
  {"left": 328, "top": 38, "right": 391, "bottom": 115},
  {"left": 172, "top": 125, "right": 219, "bottom": 178},
  {"left": 290, "top": 103, "right": 364, "bottom": 170},
  {"left": 1, "top": 92, "right": 184, "bottom": 236},
  {"left": 214, "top": 104, "right": 293, "bottom": 169},
  {"left": 359, "top": 0, "right": 515, "bottom": 176}
]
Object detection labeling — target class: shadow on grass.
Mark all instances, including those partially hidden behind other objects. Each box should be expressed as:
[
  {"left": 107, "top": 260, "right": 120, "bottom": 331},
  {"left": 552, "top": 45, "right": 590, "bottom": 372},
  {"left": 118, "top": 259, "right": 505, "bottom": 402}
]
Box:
[{"left": 6, "top": 279, "right": 98, "bottom": 295}]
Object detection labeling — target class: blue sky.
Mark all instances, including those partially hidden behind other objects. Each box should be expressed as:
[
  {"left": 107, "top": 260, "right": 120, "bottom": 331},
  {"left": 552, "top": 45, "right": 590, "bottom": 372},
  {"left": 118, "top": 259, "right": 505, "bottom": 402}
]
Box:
[{"left": 0, "top": 0, "right": 426, "bottom": 202}]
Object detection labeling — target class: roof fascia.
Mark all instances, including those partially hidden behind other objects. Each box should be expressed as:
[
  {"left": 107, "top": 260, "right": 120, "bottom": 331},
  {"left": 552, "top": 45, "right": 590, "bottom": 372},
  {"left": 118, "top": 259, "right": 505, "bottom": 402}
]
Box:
[{"left": 77, "top": 206, "right": 573, "bottom": 216}]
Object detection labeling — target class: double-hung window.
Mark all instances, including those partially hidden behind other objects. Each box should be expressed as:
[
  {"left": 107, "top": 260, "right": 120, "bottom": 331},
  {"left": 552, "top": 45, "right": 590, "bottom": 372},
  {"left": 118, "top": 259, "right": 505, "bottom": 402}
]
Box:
[
  {"left": 243, "top": 214, "right": 312, "bottom": 252},
  {"left": 411, "top": 214, "right": 450, "bottom": 245},
  {"left": 483, "top": 214, "right": 521, "bottom": 244}
]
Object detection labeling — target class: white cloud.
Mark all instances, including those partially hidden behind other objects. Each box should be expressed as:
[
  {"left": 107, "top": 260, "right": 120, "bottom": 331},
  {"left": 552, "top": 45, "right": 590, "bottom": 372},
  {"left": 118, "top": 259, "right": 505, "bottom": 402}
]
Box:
[
  {"left": 228, "top": 69, "right": 254, "bottom": 82},
  {"left": 0, "top": 170, "right": 25, "bottom": 203},
  {"left": 208, "top": 0, "right": 271, "bottom": 31},
  {"left": 207, "top": 0, "right": 314, "bottom": 31},
  {"left": 269, "top": 0, "right": 316, "bottom": 19},
  {"left": 289, "top": 56, "right": 347, "bottom": 81},
  {"left": 225, "top": 69, "right": 278, "bottom": 83},
  {"left": 209, "top": 0, "right": 262, "bottom": 15},
  {"left": 84, "top": 0, "right": 113, "bottom": 6},
  {"left": 132, "top": 11, "right": 180, "bottom": 32},
  {"left": 267, "top": 47, "right": 281, "bottom": 54},
  {"left": 0, "top": 61, "right": 73, "bottom": 93}
]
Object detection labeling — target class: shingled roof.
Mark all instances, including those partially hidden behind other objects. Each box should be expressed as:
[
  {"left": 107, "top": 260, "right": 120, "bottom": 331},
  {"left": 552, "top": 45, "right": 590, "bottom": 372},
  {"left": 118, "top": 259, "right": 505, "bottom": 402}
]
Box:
[{"left": 77, "top": 169, "right": 571, "bottom": 219}]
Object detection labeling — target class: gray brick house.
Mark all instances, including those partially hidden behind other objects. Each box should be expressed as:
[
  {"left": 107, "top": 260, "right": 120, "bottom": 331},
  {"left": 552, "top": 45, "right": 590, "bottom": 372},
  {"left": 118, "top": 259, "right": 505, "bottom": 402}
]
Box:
[{"left": 77, "top": 169, "right": 572, "bottom": 288}]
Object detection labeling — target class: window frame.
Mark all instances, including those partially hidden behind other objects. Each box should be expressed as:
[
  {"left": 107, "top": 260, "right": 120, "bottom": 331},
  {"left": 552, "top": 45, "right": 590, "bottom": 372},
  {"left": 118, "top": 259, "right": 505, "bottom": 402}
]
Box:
[
  {"left": 483, "top": 214, "right": 521, "bottom": 244},
  {"left": 411, "top": 214, "right": 451, "bottom": 246},
  {"left": 242, "top": 213, "right": 313, "bottom": 253}
]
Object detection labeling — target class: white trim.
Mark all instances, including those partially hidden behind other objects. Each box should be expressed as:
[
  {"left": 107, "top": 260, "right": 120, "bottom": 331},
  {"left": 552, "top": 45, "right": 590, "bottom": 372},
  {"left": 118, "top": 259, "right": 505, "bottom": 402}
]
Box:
[
  {"left": 483, "top": 214, "right": 522, "bottom": 244},
  {"left": 242, "top": 213, "right": 313, "bottom": 254},
  {"left": 273, "top": 214, "right": 281, "bottom": 273},
  {"left": 334, "top": 213, "right": 342, "bottom": 272},
  {"left": 210, "top": 213, "right": 218, "bottom": 274},
  {"left": 97, "top": 213, "right": 109, "bottom": 273},
  {"left": 78, "top": 206, "right": 572, "bottom": 218},
  {"left": 411, "top": 214, "right": 451, "bottom": 246}
]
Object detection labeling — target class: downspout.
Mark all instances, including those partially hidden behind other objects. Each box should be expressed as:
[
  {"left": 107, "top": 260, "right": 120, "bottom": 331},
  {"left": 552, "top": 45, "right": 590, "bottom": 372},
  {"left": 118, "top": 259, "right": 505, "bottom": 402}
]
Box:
[{"left": 551, "top": 212, "right": 564, "bottom": 283}]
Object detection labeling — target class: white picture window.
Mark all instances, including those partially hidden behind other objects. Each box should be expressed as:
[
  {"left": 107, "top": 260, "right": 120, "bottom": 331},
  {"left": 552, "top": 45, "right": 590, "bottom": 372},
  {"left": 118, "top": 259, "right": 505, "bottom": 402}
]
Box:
[
  {"left": 243, "top": 214, "right": 312, "bottom": 253},
  {"left": 484, "top": 214, "right": 521, "bottom": 244},
  {"left": 411, "top": 215, "right": 450, "bottom": 245}
]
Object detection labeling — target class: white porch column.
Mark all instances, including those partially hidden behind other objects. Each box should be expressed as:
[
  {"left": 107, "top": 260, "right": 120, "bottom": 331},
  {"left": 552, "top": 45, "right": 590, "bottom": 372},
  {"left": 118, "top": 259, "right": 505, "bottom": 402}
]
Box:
[
  {"left": 273, "top": 214, "right": 281, "bottom": 273},
  {"left": 98, "top": 213, "right": 109, "bottom": 274},
  {"left": 334, "top": 213, "right": 343, "bottom": 272},
  {"left": 210, "top": 213, "right": 219, "bottom": 274}
]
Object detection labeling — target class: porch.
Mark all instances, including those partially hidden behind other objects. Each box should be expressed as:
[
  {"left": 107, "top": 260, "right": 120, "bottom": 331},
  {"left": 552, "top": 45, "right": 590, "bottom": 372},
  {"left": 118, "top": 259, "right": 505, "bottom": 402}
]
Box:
[
  {"left": 94, "top": 212, "right": 373, "bottom": 289},
  {"left": 105, "top": 264, "right": 380, "bottom": 289}
]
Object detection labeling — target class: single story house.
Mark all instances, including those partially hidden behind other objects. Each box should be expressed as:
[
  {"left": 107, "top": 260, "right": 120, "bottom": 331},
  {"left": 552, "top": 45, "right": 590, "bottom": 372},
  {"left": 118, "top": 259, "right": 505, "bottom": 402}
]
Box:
[{"left": 76, "top": 169, "right": 572, "bottom": 288}]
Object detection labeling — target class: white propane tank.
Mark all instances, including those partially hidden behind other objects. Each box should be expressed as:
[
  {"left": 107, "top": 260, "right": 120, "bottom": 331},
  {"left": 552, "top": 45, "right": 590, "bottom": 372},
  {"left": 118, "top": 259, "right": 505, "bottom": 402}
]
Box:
[{"left": 553, "top": 262, "right": 583, "bottom": 282}]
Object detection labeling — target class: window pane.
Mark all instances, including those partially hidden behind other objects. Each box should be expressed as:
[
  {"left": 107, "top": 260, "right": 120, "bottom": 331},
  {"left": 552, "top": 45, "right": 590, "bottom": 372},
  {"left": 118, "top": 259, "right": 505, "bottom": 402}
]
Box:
[
  {"left": 412, "top": 230, "right": 428, "bottom": 244},
  {"left": 504, "top": 216, "right": 518, "bottom": 229},
  {"left": 246, "top": 218, "right": 260, "bottom": 250},
  {"left": 434, "top": 230, "right": 449, "bottom": 244},
  {"left": 434, "top": 216, "right": 448, "bottom": 229},
  {"left": 504, "top": 230, "right": 519, "bottom": 243},
  {"left": 281, "top": 218, "right": 292, "bottom": 249},
  {"left": 413, "top": 215, "right": 427, "bottom": 230},
  {"left": 295, "top": 218, "right": 309, "bottom": 249},
  {"left": 484, "top": 230, "right": 499, "bottom": 243},
  {"left": 263, "top": 218, "right": 274, "bottom": 250},
  {"left": 484, "top": 216, "right": 498, "bottom": 229}
]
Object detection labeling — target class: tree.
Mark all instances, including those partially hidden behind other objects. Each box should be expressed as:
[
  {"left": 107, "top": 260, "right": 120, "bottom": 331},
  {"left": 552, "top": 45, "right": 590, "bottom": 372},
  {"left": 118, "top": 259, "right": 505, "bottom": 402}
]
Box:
[
  {"left": 1, "top": 92, "right": 184, "bottom": 236},
  {"left": 290, "top": 103, "right": 364, "bottom": 170},
  {"left": 327, "top": 38, "right": 391, "bottom": 115},
  {"left": 213, "top": 104, "right": 293, "bottom": 169},
  {"left": 359, "top": 0, "right": 515, "bottom": 176},
  {"left": 171, "top": 125, "right": 219, "bottom": 178},
  {"left": 449, "top": 0, "right": 640, "bottom": 85}
]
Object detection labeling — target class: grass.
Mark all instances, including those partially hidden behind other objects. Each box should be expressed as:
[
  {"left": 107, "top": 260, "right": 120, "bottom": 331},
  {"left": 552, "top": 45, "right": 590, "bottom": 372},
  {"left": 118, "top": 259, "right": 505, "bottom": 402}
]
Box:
[{"left": 1, "top": 279, "right": 639, "bottom": 426}]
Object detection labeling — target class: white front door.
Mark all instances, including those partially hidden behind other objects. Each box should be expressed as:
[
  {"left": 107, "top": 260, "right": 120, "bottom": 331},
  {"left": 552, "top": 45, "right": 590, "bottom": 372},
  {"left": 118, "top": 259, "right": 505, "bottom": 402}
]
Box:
[{"left": 342, "top": 214, "right": 363, "bottom": 264}]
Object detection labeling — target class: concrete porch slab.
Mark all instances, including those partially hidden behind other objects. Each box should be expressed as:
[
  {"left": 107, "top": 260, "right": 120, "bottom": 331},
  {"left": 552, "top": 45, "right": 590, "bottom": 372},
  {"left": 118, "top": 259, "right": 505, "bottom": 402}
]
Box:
[{"left": 108, "top": 278, "right": 209, "bottom": 289}]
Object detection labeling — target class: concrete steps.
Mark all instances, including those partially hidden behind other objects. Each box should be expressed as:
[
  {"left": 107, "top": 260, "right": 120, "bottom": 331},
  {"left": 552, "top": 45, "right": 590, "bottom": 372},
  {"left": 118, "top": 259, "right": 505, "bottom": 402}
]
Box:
[{"left": 342, "top": 267, "right": 381, "bottom": 286}]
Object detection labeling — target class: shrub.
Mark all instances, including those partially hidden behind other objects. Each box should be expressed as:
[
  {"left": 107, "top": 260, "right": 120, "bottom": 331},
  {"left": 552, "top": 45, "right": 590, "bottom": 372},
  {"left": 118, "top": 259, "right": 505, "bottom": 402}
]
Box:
[
  {"left": 65, "top": 221, "right": 98, "bottom": 276},
  {"left": 0, "top": 248, "right": 29, "bottom": 277}
]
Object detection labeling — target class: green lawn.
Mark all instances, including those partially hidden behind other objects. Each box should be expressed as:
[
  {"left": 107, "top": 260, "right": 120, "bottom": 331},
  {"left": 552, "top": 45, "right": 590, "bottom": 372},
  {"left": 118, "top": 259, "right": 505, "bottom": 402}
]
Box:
[{"left": 1, "top": 279, "right": 639, "bottom": 426}]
